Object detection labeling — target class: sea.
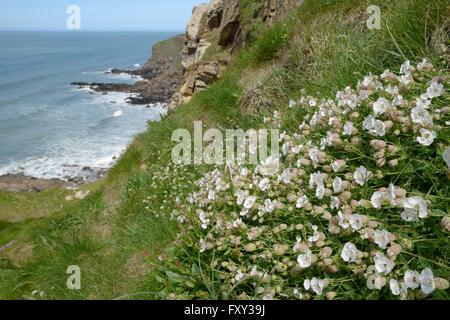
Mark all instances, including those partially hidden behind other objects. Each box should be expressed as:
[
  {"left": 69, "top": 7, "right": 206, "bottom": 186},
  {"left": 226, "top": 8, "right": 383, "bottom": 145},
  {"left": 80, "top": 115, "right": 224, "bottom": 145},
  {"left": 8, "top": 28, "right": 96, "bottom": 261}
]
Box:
[{"left": 0, "top": 31, "right": 178, "bottom": 181}]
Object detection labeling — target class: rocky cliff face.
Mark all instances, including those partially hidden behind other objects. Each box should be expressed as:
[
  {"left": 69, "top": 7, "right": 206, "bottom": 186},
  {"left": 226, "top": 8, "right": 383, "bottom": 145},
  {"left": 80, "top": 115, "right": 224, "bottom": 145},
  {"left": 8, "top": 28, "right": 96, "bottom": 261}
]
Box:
[{"left": 169, "top": 0, "right": 304, "bottom": 109}]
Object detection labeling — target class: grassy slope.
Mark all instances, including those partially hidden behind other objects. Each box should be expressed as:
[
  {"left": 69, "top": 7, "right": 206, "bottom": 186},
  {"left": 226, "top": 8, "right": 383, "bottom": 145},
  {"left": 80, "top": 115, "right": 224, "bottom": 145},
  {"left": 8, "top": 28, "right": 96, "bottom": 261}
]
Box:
[{"left": 0, "top": 0, "right": 449, "bottom": 299}]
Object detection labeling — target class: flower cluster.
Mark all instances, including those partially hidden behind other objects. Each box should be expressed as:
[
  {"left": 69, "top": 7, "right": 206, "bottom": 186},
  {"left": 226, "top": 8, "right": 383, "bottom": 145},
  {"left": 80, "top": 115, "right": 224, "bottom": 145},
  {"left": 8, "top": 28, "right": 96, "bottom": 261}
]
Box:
[{"left": 162, "top": 59, "right": 449, "bottom": 300}]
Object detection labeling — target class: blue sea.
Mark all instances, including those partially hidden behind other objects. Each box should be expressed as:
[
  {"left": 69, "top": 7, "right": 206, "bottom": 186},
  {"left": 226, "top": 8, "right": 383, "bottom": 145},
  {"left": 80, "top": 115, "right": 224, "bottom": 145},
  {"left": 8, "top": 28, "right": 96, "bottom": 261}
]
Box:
[{"left": 0, "top": 31, "right": 178, "bottom": 180}]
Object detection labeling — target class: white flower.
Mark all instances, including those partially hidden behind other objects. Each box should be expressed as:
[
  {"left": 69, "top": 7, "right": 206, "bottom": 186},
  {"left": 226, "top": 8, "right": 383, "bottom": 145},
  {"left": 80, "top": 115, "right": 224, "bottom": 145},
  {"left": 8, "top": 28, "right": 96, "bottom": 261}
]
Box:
[
  {"left": 385, "top": 85, "right": 399, "bottom": 96},
  {"left": 444, "top": 147, "right": 450, "bottom": 169},
  {"left": 232, "top": 218, "right": 243, "bottom": 228},
  {"left": 304, "top": 278, "right": 328, "bottom": 295},
  {"left": 400, "top": 60, "right": 413, "bottom": 75},
  {"left": 420, "top": 268, "right": 435, "bottom": 295},
  {"left": 416, "top": 128, "right": 436, "bottom": 146},
  {"left": 401, "top": 196, "right": 428, "bottom": 222},
  {"left": 349, "top": 214, "right": 363, "bottom": 231},
  {"left": 332, "top": 160, "right": 346, "bottom": 172},
  {"left": 236, "top": 189, "right": 249, "bottom": 205},
  {"left": 363, "top": 115, "right": 386, "bottom": 137},
  {"left": 258, "top": 178, "right": 271, "bottom": 191},
  {"left": 308, "top": 148, "right": 320, "bottom": 167},
  {"left": 373, "top": 97, "right": 390, "bottom": 115},
  {"left": 330, "top": 196, "right": 341, "bottom": 210},
  {"left": 415, "top": 96, "right": 431, "bottom": 109},
  {"left": 400, "top": 73, "right": 415, "bottom": 88},
  {"left": 374, "top": 252, "right": 395, "bottom": 275},
  {"left": 235, "top": 270, "right": 245, "bottom": 282},
  {"left": 404, "top": 270, "right": 421, "bottom": 289},
  {"left": 338, "top": 211, "right": 349, "bottom": 230},
  {"left": 371, "top": 191, "right": 388, "bottom": 209},
  {"left": 390, "top": 279, "right": 401, "bottom": 296},
  {"left": 278, "top": 168, "right": 292, "bottom": 184},
  {"left": 243, "top": 196, "right": 257, "bottom": 209},
  {"left": 341, "top": 242, "right": 359, "bottom": 263},
  {"left": 333, "top": 177, "right": 343, "bottom": 193},
  {"left": 354, "top": 166, "right": 372, "bottom": 186},
  {"left": 199, "top": 239, "right": 207, "bottom": 253},
  {"left": 426, "top": 81, "right": 445, "bottom": 99},
  {"left": 417, "top": 58, "right": 433, "bottom": 72},
  {"left": 296, "top": 195, "right": 309, "bottom": 209},
  {"left": 411, "top": 105, "right": 433, "bottom": 127},
  {"left": 263, "top": 199, "right": 277, "bottom": 213},
  {"left": 343, "top": 122, "right": 355, "bottom": 136},
  {"left": 381, "top": 69, "right": 396, "bottom": 81},
  {"left": 308, "top": 225, "right": 320, "bottom": 243},
  {"left": 373, "top": 229, "right": 392, "bottom": 249},
  {"left": 289, "top": 99, "right": 297, "bottom": 108},
  {"left": 297, "top": 249, "right": 313, "bottom": 268},
  {"left": 256, "top": 156, "right": 280, "bottom": 176},
  {"left": 309, "top": 172, "right": 325, "bottom": 200}
]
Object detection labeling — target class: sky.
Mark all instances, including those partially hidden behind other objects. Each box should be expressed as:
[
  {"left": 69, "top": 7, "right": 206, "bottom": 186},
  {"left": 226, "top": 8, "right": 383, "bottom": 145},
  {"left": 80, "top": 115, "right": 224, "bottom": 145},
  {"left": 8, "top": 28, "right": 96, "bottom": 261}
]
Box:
[{"left": 0, "top": 0, "right": 205, "bottom": 31}]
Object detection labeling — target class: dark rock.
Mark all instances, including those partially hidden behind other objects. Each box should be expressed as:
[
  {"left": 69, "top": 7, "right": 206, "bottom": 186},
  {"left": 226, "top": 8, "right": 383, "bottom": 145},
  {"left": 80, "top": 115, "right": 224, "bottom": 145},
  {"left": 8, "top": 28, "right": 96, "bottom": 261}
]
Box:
[{"left": 218, "top": 0, "right": 240, "bottom": 46}]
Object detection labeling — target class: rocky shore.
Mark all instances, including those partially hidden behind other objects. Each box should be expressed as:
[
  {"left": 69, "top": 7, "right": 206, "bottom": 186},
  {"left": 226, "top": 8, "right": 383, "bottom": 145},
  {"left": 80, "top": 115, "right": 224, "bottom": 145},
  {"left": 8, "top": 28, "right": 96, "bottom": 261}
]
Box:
[
  {"left": 0, "top": 174, "right": 74, "bottom": 193},
  {"left": 71, "top": 34, "right": 186, "bottom": 105}
]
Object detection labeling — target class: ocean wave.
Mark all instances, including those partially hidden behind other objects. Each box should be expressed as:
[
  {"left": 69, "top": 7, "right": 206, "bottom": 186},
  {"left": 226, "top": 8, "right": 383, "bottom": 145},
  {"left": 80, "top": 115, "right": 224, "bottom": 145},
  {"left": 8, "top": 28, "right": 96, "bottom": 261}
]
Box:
[{"left": 0, "top": 151, "right": 122, "bottom": 181}]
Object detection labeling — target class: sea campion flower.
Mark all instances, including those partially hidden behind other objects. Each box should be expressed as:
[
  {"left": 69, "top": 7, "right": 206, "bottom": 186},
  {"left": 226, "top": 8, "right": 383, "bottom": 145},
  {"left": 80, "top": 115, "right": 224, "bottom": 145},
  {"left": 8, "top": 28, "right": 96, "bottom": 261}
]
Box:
[
  {"left": 304, "top": 278, "right": 328, "bottom": 295},
  {"left": 333, "top": 177, "right": 343, "bottom": 193},
  {"left": 420, "top": 268, "right": 435, "bottom": 295},
  {"left": 373, "top": 97, "right": 391, "bottom": 115},
  {"left": 243, "top": 196, "right": 257, "bottom": 210},
  {"left": 401, "top": 196, "right": 429, "bottom": 222},
  {"left": 371, "top": 191, "right": 388, "bottom": 209},
  {"left": 349, "top": 214, "right": 363, "bottom": 231},
  {"left": 343, "top": 122, "right": 356, "bottom": 136},
  {"left": 411, "top": 105, "right": 433, "bottom": 127},
  {"left": 363, "top": 115, "right": 386, "bottom": 137},
  {"left": 296, "top": 195, "right": 309, "bottom": 209},
  {"left": 416, "top": 128, "right": 436, "bottom": 146},
  {"left": 354, "top": 166, "right": 372, "bottom": 186},
  {"left": 374, "top": 253, "right": 395, "bottom": 275},
  {"left": 309, "top": 172, "right": 325, "bottom": 199},
  {"left": 332, "top": 160, "right": 346, "bottom": 172},
  {"left": 400, "top": 60, "right": 414, "bottom": 75},
  {"left": 373, "top": 229, "right": 393, "bottom": 249},
  {"left": 341, "top": 242, "right": 359, "bottom": 263},
  {"left": 297, "top": 249, "right": 313, "bottom": 269},
  {"left": 417, "top": 58, "right": 433, "bottom": 72},
  {"left": 404, "top": 270, "right": 421, "bottom": 289},
  {"left": 426, "top": 81, "right": 445, "bottom": 99}
]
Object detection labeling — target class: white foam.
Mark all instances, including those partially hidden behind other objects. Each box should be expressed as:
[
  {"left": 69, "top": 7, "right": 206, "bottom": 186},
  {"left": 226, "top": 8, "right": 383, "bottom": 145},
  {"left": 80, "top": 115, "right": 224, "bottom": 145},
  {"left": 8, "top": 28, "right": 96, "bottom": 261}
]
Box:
[
  {"left": 112, "top": 109, "right": 123, "bottom": 118},
  {"left": 0, "top": 146, "right": 123, "bottom": 181}
]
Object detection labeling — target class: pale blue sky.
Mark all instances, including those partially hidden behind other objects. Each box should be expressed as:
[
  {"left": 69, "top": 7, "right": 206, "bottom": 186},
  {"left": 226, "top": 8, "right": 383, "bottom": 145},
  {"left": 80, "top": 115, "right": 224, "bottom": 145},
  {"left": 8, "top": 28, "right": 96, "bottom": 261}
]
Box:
[{"left": 0, "top": 0, "right": 205, "bottom": 31}]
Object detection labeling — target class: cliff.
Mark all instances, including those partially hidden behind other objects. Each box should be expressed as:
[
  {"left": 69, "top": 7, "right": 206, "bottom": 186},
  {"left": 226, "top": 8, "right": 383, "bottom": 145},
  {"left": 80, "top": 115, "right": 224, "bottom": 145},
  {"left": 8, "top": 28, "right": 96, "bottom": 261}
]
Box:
[{"left": 169, "top": 0, "right": 304, "bottom": 109}]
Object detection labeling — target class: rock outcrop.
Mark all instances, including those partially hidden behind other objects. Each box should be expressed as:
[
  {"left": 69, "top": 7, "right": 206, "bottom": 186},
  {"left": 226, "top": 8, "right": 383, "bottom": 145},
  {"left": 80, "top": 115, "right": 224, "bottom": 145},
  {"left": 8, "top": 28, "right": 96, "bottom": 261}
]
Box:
[
  {"left": 72, "top": 1, "right": 304, "bottom": 109},
  {"left": 169, "top": 0, "right": 304, "bottom": 110},
  {"left": 218, "top": 0, "right": 241, "bottom": 46},
  {"left": 72, "top": 34, "right": 185, "bottom": 105},
  {"left": 263, "top": 0, "right": 304, "bottom": 24}
]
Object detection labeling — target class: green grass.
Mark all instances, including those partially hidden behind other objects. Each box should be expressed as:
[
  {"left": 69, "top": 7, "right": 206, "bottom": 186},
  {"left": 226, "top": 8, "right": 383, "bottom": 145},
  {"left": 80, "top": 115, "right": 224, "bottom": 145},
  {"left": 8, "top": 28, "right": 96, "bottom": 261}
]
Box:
[{"left": 0, "top": 0, "right": 449, "bottom": 299}]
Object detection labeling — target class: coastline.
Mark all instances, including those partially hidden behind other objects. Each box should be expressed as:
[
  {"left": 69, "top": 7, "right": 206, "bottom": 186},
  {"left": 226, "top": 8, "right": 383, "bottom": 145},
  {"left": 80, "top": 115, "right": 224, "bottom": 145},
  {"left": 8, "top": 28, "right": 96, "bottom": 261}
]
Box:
[{"left": 0, "top": 33, "right": 185, "bottom": 193}]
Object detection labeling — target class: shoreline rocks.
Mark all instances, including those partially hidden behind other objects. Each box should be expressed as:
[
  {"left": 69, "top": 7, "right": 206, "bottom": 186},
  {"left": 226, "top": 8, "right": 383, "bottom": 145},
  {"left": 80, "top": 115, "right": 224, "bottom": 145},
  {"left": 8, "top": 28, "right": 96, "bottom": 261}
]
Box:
[
  {"left": 71, "top": 34, "right": 186, "bottom": 105},
  {"left": 0, "top": 174, "right": 73, "bottom": 193}
]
